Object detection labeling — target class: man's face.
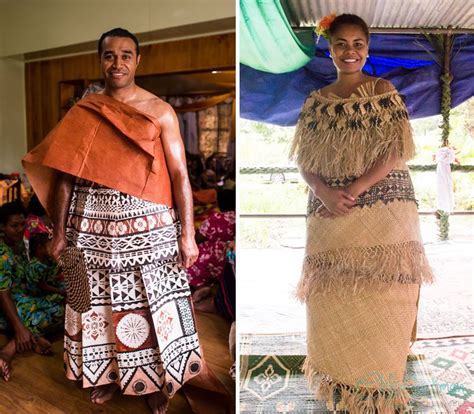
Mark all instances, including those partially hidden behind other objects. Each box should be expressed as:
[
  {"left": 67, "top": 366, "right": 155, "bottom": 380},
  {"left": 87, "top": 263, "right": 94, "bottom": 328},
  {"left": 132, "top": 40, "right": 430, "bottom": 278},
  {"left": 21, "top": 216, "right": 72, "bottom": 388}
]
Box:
[{"left": 100, "top": 36, "right": 140, "bottom": 90}]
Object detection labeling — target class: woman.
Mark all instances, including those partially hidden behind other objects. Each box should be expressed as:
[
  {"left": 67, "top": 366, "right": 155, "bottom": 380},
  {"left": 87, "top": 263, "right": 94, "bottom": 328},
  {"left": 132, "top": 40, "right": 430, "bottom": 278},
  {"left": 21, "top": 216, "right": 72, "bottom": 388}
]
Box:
[
  {"left": 0, "top": 202, "right": 64, "bottom": 379},
  {"left": 290, "top": 14, "right": 433, "bottom": 413}
]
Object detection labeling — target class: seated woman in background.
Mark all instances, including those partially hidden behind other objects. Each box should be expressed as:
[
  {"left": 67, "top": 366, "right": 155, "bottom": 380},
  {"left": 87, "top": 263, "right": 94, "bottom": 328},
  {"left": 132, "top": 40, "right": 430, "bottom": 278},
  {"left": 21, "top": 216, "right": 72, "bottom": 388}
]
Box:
[
  {"left": 187, "top": 189, "right": 236, "bottom": 290},
  {"left": 0, "top": 202, "right": 64, "bottom": 380}
]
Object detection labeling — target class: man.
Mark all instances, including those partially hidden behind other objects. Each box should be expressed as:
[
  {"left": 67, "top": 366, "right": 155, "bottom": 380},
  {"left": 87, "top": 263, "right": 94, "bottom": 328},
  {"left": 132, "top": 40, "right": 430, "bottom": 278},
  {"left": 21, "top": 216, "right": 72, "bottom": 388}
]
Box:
[{"left": 23, "top": 28, "right": 227, "bottom": 413}]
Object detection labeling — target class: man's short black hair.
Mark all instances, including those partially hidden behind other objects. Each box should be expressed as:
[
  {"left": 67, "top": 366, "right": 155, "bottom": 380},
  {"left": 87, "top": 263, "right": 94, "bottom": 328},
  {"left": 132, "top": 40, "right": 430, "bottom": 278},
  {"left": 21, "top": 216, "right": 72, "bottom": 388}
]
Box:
[{"left": 98, "top": 28, "right": 140, "bottom": 57}]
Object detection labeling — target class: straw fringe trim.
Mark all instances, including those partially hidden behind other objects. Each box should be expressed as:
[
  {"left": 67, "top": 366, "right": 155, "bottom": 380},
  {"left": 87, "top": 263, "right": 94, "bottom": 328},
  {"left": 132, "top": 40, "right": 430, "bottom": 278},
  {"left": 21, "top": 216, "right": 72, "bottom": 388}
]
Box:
[
  {"left": 303, "top": 358, "right": 413, "bottom": 414},
  {"left": 296, "top": 241, "right": 433, "bottom": 301},
  {"left": 290, "top": 92, "right": 416, "bottom": 178}
]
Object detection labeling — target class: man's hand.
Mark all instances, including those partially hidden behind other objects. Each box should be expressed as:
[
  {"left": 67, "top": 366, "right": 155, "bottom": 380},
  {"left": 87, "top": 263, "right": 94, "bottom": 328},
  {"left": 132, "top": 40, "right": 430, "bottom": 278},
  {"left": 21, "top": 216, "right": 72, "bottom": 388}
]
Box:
[
  {"left": 178, "top": 235, "right": 199, "bottom": 269},
  {"left": 15, "top": 325, "right": 35, "bottom": 353},
  {"left": 48, "top": 234, "right": 67, "bottom": 261}
]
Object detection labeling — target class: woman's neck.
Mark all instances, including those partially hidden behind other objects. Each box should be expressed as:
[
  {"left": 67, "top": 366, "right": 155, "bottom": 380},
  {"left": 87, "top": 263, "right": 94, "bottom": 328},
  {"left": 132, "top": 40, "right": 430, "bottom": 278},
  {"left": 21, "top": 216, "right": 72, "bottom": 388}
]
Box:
[
  {"left": 2, "top": 237, "right": 21, "bottom": 253},
  {"left": 335, "top": 71, "right": 368, "bottom": 87}
]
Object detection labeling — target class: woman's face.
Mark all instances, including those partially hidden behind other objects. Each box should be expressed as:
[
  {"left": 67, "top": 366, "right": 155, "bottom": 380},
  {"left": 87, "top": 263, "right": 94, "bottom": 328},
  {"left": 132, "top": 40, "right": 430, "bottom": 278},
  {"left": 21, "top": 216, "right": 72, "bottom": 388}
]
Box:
[
  {"left": 329, "top": 24, "right": 369, "bottom": 74},
  {"left": 2, "top": 214, "right": 26, "bottom": 245}
]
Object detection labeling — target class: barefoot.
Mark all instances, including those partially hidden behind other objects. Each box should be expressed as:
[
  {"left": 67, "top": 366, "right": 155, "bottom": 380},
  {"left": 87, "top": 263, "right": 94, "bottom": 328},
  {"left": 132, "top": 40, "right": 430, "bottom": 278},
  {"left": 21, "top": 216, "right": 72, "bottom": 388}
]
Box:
[
  {"left": 192, "top": 287, "right": 213, "bottom": 304},
  {"left": 90, "top": 383, "right": 120, "bottom": 404},
  {"left": 194, "top": 296, "right": 217, "bottom": 313},
  {"left": 0, "top": 355, "right": 11, "bottom": 381},
  {"left": 0, "top": 339, "right": 16, "bottom": 381},
  {"left": 146, "top": 391, "right": 169, "bottom": 414},
  {"left": 33, "top": 336, "right": 52, "bottom": 355}
]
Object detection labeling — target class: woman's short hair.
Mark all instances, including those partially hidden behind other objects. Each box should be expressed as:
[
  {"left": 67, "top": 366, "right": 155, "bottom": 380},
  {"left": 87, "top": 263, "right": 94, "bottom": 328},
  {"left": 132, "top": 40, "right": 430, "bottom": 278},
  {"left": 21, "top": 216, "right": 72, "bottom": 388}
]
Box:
[
  {"left": 329, "top": 14, "right": 370, "bottom": 42},
  {"left": 0, "top": 202, "right": 26, "bottom": 225}
]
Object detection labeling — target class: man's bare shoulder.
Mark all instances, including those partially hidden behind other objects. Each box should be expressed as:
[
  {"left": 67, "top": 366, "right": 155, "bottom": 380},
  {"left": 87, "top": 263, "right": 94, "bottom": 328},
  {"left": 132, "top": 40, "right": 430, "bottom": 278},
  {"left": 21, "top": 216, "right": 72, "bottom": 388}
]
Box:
[{"left": 133, "top": 88, "right": 174, "bottom": 120}]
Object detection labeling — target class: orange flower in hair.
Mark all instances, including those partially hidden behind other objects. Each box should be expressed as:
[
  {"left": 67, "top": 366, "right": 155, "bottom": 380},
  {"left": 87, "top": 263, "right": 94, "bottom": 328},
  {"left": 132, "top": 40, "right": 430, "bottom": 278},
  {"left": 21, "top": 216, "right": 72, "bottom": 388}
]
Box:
[{"left": 315, "top": 13, "right": 337, "bottom": 40}]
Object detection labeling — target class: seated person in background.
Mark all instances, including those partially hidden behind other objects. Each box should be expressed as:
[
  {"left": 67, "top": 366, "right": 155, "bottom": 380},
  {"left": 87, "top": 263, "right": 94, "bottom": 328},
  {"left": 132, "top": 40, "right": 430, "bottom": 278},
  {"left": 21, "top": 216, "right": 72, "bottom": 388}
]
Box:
[
  {"left": 194, "top": 241, "right": 236, "bottom": 380},
  {"left": 187, "top": 189, "right": 235, "bottom": 290},
  {"left": 27, "top": 233, "right": 66, "bottom": 298},
  {"left": 194, "top": 241, "right": 235, "bottom": 316},
  {"left": 186, "top": 152, "right": 205, "bottom": 191},
  {"left": 24, "top": 193, "right": 52, "bottom": 260},
  {"left": 25, "top": 193, "right": 52, "bottom": 236},
  {"left": 0, "top": 202, "right": 64, "bottom": 379}
]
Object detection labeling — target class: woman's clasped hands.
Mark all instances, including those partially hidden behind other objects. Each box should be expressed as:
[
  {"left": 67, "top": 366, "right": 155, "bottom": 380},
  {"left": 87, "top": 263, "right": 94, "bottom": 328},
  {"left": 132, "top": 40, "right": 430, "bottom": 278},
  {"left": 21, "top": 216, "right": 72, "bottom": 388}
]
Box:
[{"left": 314, "top": 187, "right": 356, "bottom": 219}]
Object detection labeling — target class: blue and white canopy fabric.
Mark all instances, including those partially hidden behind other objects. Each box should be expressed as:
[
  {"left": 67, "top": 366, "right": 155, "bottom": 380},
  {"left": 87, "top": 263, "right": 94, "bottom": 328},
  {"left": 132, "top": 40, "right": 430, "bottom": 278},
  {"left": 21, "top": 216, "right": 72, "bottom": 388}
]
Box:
[{"left": 241, "top": 34, "right": 474, "bottom": 125}]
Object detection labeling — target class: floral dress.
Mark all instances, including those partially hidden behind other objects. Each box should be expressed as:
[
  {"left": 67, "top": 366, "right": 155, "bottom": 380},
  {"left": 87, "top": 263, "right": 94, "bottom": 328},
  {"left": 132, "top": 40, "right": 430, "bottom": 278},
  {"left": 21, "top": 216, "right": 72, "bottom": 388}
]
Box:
[
  {"left": 186, "top": 211, "right": 235, "bottom": 288},
  {"left": 0, "top": 241, "right": 64, "bottom": 335},
  {"left": 27, "top": 257, "right": 65, "bottom": 296}
]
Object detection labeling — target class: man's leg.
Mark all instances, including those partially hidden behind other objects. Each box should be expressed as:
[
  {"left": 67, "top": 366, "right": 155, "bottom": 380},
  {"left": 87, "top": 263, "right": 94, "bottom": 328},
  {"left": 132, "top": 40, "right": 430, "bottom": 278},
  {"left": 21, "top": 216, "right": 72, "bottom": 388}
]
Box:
[
  {"left": 146, "top": 391, "right": 169, "bottom": 414},
  {"left": 90, "top": 383, "right": 120, "bottom": 404}
]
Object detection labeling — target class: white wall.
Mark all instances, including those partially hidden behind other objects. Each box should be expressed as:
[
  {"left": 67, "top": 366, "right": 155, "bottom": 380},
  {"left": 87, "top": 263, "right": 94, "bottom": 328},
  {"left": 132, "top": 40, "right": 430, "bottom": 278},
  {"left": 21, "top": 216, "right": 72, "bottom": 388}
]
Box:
[
  {"left": 0, "top": 58, "right": 26, "bottom": 173},
  {"left": 1, "top": 0, "right": 235, "bottom": 57}
]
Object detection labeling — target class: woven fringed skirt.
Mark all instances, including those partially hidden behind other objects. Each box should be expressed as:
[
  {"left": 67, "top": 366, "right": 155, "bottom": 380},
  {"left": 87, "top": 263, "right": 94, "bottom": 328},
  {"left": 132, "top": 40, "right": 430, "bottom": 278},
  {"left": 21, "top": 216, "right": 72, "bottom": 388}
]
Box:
[
  {"left": 298, "top": 169, "right": 433, "bottom": 413},
  {"left": 305, "top": 284, "right": 419, "bottom": 413},
  {"left": 64, "top": 179, "right": 202, "bottom": 397}
]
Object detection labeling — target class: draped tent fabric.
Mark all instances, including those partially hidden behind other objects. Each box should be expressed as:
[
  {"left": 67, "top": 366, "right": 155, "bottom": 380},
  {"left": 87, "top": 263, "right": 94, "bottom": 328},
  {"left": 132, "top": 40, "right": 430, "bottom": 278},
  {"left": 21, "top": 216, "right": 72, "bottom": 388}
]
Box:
[
  {"left": 240, "top": 0, "right": 314, "bottom": 73},
  {"left": 240, "top": 34, "right": 474, "bottom": 125}
]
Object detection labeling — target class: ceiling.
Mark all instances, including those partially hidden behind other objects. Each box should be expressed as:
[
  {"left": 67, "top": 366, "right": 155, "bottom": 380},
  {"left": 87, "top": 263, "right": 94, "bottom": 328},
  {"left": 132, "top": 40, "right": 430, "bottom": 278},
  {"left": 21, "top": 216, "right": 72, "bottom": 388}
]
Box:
[{"left": 281, "top": 0, "right": 474, "bottom": 31}]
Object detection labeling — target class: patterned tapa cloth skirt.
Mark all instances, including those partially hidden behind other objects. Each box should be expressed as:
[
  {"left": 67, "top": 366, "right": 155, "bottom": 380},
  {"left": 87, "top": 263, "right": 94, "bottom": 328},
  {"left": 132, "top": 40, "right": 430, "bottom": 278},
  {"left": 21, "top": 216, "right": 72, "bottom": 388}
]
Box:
[{"left": 64, "top": 179, "right": 202, "bottom": 397}]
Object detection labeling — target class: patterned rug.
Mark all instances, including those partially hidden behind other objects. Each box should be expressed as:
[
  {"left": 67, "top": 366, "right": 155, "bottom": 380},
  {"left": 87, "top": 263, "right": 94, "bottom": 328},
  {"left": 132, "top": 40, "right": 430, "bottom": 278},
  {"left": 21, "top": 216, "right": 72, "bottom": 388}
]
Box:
[
  {"left": 240, "top": 334, "right": 457, "bottom": 413},
  {"left": 413, "top": 337, "right": 474, "bottom": 413}
]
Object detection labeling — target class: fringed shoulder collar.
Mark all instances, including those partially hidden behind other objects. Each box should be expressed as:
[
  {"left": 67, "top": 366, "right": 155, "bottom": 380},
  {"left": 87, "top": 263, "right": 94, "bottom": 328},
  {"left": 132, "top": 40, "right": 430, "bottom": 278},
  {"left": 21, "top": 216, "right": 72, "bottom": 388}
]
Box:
[{"left": 290, "top": 83, "right": 415, "bottom": 178}]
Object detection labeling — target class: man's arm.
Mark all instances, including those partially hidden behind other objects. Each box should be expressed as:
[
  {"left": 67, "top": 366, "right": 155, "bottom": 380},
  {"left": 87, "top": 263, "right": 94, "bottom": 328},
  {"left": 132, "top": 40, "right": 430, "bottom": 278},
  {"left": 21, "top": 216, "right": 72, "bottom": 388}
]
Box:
[
  {"left": 49, "top": 172, "right": 75, "bottom": 261},
  {"left": 159, "top": 103, "right": 198, "bottom": 268}
]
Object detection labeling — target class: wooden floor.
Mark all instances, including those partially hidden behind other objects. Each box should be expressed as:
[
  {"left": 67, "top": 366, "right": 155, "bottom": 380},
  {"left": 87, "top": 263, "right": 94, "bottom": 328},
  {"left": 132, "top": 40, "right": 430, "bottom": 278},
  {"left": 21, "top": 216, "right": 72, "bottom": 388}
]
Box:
[{"left": 0, "top": 311, "right": 235, "bottom": 413}]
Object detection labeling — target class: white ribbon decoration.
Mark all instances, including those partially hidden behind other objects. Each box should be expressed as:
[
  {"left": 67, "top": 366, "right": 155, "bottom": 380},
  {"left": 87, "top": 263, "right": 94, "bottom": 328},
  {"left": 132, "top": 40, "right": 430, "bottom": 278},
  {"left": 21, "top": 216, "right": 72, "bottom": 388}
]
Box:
[{"left": 436, "top": 146, "right": 456, "bottom": 212}]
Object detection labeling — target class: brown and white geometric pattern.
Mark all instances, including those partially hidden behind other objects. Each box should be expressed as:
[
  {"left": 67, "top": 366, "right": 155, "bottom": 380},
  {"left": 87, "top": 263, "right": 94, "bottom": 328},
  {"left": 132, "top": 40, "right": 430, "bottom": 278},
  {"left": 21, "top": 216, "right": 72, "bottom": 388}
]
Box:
[{"left": 64, "top": 179, "right": 202, "bottom": 397}]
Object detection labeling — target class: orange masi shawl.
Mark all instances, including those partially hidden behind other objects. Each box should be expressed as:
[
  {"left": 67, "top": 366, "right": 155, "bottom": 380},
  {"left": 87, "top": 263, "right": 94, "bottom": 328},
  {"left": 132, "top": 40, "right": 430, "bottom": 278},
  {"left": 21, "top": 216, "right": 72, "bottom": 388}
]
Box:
[{"left": 22, "top": 94, "right": 173, "bottom": 215}]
